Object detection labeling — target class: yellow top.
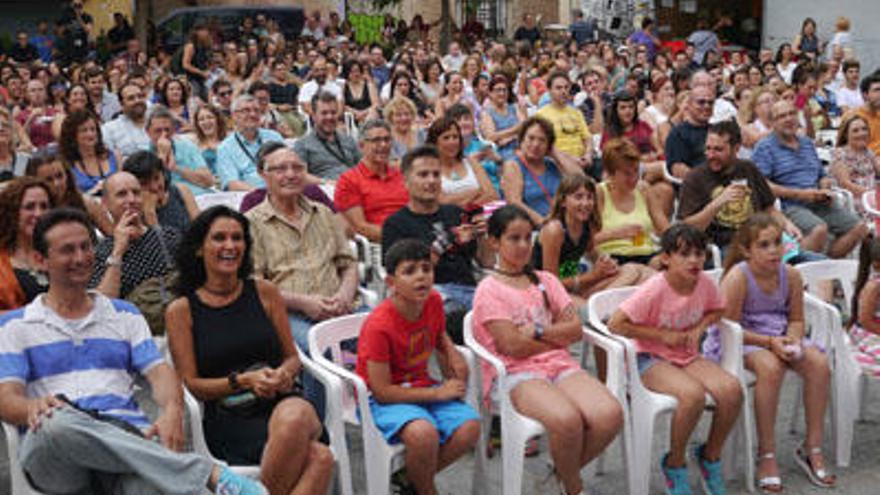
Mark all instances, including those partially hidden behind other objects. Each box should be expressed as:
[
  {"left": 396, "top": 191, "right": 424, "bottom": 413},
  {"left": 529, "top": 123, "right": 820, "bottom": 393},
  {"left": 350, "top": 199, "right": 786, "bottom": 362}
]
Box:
[
  {"left": 596, "top": 182, "right": 657, "bottom": 256},
  {"left": 535, "top": 104, "right": 591, "bottom": 158}
]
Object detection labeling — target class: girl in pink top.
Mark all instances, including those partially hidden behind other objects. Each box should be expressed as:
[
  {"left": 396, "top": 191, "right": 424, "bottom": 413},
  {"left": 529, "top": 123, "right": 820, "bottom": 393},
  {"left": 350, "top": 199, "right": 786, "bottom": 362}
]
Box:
[
  {"left": 473, "top": 205, "right": 623, "bottom": 495},
  {"left": 609, "top": 224, "right": 743, "bottom": 494}
]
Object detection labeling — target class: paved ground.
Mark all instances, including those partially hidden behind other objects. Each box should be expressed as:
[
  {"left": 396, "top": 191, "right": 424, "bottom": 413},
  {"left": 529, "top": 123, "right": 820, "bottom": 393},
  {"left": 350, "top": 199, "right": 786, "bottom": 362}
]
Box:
[{"left": 3, "top": 366, "right": 878, "bottom": 494}]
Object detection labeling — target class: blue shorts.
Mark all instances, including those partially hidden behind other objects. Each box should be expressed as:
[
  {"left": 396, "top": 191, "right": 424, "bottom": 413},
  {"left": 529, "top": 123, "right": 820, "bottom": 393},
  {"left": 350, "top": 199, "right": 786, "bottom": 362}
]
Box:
[
  {"left": 637, "top": 353, "right": 661, "bottom": 375},
  {"left": 368, "top": 398, "right": 479, "bottom": 445}
]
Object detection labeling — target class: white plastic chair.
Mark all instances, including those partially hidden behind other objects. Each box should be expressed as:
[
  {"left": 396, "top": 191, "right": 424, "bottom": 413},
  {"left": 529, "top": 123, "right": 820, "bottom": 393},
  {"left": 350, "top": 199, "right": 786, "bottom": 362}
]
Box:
[
  {"left": 344, "top": 111, "right": 359, "bottom": 140},
  {"left": 194, "top": 191, "right": 247, "bottom": 212},
  {"left": 587, "top": 287, "right": 755, "bottom": 495},
  {"left": 308, "top": 313, "right": 486, "bottom": 495},
  {"left": 2, "top": 422, "right": 46, "bottom": 495}
]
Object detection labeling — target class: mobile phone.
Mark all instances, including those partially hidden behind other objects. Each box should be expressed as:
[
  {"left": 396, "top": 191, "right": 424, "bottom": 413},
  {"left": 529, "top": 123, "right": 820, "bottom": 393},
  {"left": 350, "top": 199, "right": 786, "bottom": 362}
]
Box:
[{"left": 462, "top": 203, "right": 483, "bottom": 223}]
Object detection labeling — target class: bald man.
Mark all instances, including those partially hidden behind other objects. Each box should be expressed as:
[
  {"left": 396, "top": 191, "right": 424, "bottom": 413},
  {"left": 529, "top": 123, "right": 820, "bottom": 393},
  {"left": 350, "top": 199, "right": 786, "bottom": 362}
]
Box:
[
  {"left": 752, "top": 101, "right": 867, "bottom": 257},
  {"left": 91, "top": 171, "right": 181, "bottom": 298}
]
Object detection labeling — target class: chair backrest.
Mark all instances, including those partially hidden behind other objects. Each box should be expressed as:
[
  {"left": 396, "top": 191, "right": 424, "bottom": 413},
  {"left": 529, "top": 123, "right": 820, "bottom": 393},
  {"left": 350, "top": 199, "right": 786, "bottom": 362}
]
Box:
[
  {"left": 796, "top": 259, "right": 858, "bottom": 310},
  {"left": 194, "top": 191, "right": 246, "bottom": 211},
  {"left": 462, "top": 311, "right": 506, "bottom": 379},
  {"left": 309, "top": 313, "right": 370, "bottom": 425},
  {"left": 586, "top": 286, "right": 639, "bottom": 332},
  {"left": 704, "top": 267, "right": 724, "bottom": 285}
]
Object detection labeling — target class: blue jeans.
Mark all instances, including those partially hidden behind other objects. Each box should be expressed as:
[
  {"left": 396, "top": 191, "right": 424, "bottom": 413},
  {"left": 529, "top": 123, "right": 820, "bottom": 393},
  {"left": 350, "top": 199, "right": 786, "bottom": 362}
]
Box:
[
  {"left": 435, "top": 283, "right": 475, "bottom": 313},
  {"left": 19, "top": 407, "right": 213, "bottom": 494}
]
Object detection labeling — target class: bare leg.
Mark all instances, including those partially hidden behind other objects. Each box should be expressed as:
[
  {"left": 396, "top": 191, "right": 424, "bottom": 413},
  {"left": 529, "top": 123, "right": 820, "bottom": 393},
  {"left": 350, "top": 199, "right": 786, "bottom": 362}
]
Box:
[
  {"left": 511, "top": 379, "right": 587, "bottom": 495},
  {"left": 790, "top": 347, "right": 832, "bottom": 472},
  {"left": 828, "top": 222, "right": 868, "bottom": 258},
  {"left": 649, "top": 181, "right": 676, "bottom": 219},
  {"left": 641, "top": 362, "right": 707, "bottom": 466},
  {"left": 683, "top": 358, "right": 743, "bottom": 460},
  {"left": 798, "top": 223, "right": 829, "bottom": 254},
  {"left": 398, "top": 419, "right": 440, "bottom": 495},
  {"left": 260, "top": 398, "right": 331, "bottom": 495},
  {"left": 436, "top": 419, "right": 480, "bottom": 471},
  {"left": 745, "top": 350, "right": 786, "bottom": 481},
  {"left": 557, "top": 370, "right": 624, "bottom": 466},
  {"left": 289, "top": 443, "right": 335, "bottom": 495}
]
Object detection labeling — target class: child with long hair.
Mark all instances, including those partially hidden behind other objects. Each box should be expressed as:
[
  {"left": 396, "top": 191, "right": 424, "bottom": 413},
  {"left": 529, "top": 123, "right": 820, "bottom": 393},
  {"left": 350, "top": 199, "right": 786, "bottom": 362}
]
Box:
[
  {"left": 608, "top": 223, "right": 742, "bottom": 495},
  {"left": 473, "top": 204, "right": 623, "bottom": 495},
  {"left": 534, "top": 174, "right": 654, "bottom": 304},
  {"left": 850, "top": 234, "right": 880, "bottom": 377},
  {"left": 721, "top": 213, "right": 835, "bottom": 491}
]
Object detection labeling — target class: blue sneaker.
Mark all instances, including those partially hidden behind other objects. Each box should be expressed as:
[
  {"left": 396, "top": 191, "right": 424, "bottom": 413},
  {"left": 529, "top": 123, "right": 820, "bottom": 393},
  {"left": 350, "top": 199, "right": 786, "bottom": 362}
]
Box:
[
  {"left": 693, "top": 444, "right": 726, "bottom": 495},
  {"left": 661, "top": 453, "right": 693, "bottom": 495},
  {"left": 215, "top": 466, "right": 269, "bottom": 495}
]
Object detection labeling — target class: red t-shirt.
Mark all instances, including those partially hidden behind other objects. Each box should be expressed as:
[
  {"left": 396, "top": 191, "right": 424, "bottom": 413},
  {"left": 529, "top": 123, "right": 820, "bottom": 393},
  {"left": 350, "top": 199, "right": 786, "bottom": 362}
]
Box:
[
  {"left": 356, "top": 290, "right": 446, "bottom": 389},
  {"left": 333, "top": 161, "right": 409, "bottom": 226},
  {"left": 601, "top": 119, "right": 655, "bottom": 156}
]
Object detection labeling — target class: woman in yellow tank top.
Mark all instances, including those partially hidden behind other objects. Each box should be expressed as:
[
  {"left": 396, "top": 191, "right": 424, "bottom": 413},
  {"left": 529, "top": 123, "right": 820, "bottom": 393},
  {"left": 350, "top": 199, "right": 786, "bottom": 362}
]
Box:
[{"left": 594, "top": 138, "right": 670, "bottom": 264}]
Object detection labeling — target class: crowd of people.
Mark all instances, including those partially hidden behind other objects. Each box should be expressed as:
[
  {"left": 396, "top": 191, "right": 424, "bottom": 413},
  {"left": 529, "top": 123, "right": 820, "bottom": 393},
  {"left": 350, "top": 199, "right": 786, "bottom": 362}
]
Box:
[{"left": 1, "top": 3, "right": 880, "bottom": 494}]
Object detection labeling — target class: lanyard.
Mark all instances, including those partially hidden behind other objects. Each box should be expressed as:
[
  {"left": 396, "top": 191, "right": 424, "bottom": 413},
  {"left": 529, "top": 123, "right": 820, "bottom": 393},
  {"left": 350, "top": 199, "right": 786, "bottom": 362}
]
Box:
[
  {"left": 234, "top": 132, "right": 262, "bottom": 166},
  {"left": 318, "top": 132, "right": 353, "bottom": 167}
]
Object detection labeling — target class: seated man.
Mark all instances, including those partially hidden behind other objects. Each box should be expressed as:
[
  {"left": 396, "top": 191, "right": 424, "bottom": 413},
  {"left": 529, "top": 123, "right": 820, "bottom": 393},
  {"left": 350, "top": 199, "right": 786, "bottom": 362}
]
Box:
[
  {"left": 334, "top": 119, "right": 409, "bottom": 242},
  {"left": 102, "top": 81, "right": 150, "bottom": 161},
  {"left": 90, "top": 172, "right": 180, "bottom": 330},
  {"left": 535, "top": 71, "right": 593, "bottom": 175},
  {"left": 0, "top": 208, "right": 267, "bottom": 495},
  {"left": 216, "top": 94, "right": 284, "bottom": 191},
  {"left": 246, "top": 141, "right": 359, "bottom": 419},
  {"left": 293, "top": 91, "right": 362, "bottom": 181},
  {"left": 678, "top": 120, "right": 818, "bottom": 260},
  {"left": 753, "top": 100, "right": 868, "bottom": 258},
  {"left": 382, "top": 145, "right": 491, "bottom": 341},
  {"left": 144, "top": 105, "right": 216, "bottom": 195}
]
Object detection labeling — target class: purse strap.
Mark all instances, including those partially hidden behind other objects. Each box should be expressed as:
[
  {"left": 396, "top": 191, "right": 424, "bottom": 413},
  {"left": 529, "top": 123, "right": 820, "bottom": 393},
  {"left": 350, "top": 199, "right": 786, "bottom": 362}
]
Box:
[{"left": 153, "top": 226, "right": 174, "bottom": 304}]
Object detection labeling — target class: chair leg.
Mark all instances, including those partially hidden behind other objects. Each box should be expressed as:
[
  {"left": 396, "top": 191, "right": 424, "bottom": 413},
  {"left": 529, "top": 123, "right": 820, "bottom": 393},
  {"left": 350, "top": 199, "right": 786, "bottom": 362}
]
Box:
[
  {"left": 363, "top": 447, "right": 393, "bottom": 495},
  {"left": 500, "top": 416, "right": 529, "bottom": 495},
  {"left": 471, "top": 415, "right": 491, "bottom": 495},
  {"left": 857, "top": 374, "right": 868, "bottom": 422},
  {"left": 788, "top": 378, "right": 801, "bottom": 434},
  {"left": 628, "top": 404, "right": 657, "bottom": 495}
]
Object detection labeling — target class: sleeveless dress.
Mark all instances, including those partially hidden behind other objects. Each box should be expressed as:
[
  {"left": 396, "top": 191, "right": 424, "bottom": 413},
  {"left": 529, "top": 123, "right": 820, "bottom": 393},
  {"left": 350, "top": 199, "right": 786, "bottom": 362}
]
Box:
[
  {"left": 189, "top": 279, "right": 284, "bottom": 464},
  {"left": 532, "top": 217, "right": 590, "bottom": 280},
  {"left": 850, "top": 273, "right": 880, "bottom": 376},
  {"left": 72, "top": 153, "right": 118, "bottom": 193},
  {"left": 511, "top": 155, "right": 561, "bottom": 217},
  {"left": 441, "top": 161, "right": 480, "bottom": 197},
  {"left": 596, "top": 182, "right": 657, "bottom": 261},
  {"left": 344, "top": 82, "right": 372, "bottom": 111},
  {"left": 486, "top": 103, "right": 520, "bottom": 159}
]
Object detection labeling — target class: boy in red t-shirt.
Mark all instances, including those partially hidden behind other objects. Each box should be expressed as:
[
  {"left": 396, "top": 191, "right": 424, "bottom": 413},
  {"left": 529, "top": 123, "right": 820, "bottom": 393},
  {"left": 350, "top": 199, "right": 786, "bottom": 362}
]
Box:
[{"left": 356, "top": 239, "right": 480, "bottom": 494}]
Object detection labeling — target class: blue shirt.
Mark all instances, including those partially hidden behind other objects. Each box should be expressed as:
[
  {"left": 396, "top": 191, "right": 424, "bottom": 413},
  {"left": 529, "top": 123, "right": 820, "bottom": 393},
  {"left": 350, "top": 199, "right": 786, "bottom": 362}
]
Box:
[
  {"left": 145, "top": 137, "right": 213, "bottom": 196},
  {"left": 0, "top": 294, "right": 162, "bottom": 430},
  {"left": 216, "top": 129, "right": 283, "bottom": 190},
  {"left": 752, "top": 133, "right": 825, "bottom": 208},
  {"left": 511, "top": 155, "right": 561, "bottom": 216},
  {"left": 31, "top": 34, "right": 55, "bottom": 63}
]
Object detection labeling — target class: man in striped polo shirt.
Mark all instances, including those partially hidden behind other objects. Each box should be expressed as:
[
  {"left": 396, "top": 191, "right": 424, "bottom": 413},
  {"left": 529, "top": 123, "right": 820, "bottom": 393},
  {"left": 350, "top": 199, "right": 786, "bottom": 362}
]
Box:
[{"left": 0, "top": 208, "right": 267, "bottom": 495}]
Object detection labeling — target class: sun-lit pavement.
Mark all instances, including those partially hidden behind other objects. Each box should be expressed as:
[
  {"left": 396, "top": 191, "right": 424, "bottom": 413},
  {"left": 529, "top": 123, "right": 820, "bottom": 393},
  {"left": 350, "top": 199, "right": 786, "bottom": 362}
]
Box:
[{"left": 3, "top": 362, "right": 878, "bottom": 494}]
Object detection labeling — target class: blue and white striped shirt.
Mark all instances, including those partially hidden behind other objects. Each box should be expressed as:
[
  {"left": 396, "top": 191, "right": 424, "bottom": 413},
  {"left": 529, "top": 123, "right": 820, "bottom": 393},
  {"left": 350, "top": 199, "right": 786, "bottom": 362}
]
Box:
[{"left": 0, "top": 293, "right": 162, "bottom": 430}]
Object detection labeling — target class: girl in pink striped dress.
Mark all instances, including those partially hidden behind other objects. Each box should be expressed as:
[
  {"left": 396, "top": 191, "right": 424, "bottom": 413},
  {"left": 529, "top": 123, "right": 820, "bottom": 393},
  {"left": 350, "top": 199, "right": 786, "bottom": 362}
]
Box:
[{"left": 851, "top": 236, "right": 880, "bottom": 377}]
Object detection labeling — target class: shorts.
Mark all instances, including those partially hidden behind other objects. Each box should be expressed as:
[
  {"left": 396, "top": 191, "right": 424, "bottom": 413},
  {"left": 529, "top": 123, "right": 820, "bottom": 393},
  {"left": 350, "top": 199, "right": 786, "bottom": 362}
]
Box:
[
  {"left": 491, "top": 366, "right": 581, "bottom": 405},
  {"left": 636, "top": 353, "right": 661, "bottom": 375},
  {"left": 611, "top": 253, "right": 657, "bottom": 265},
  {"left": 783, "top": 201, "right": 862, "bottom": 241},
  {"left": 368, "top": 398, "right": 479, "bottom": 444}
]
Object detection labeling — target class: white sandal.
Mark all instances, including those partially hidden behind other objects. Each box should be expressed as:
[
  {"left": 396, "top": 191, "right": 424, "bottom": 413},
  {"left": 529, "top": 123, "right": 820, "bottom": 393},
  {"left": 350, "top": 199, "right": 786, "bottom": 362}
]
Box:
[
  {"left": 756, "top": 452, "right": 783, "bottom": 493},
  {"left": 793, "top": 445, "right": 836, "bottom": 488}
]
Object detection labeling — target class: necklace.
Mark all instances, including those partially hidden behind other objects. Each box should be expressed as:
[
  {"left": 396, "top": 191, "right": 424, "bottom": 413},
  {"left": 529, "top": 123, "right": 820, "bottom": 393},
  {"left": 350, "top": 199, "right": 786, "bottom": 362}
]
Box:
[
  {"left": 492, "top": 266, "right": 525, "bottom": 277},
  {"left": 201, "top": 279, "right": 242, "bottom": 298}
]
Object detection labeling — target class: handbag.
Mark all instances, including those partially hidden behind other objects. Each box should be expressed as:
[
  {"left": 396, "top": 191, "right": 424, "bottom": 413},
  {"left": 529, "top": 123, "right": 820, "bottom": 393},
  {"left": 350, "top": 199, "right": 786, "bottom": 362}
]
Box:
[{"left": 126, "top": 226, "right": 177, "bottom": 336}]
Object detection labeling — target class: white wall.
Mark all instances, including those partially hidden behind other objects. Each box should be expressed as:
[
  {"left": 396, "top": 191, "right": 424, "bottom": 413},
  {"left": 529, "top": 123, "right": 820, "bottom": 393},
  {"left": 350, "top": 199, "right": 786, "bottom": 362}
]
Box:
[{"left": 763, "top": 0, "right": 880, "bottom": 73}]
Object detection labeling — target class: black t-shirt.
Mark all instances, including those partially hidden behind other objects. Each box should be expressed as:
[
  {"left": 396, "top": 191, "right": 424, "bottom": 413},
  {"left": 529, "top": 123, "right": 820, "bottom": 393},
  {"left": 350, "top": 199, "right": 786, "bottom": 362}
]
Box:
[
  {"left": 381, "top": 205, "right": 477, "bottom": 286},
  {"left": 514, "top": 27, "right": 542, "bottom": 44},
  {"left": 268, "top": 82, "right": 299, "bottom": 105},
  {"left": 677, "top": 159, "right": 776, "bottom": 248},
  {"left": 665, "top": 121, "right": 708, "bottom": 173},
  {"left": 9, "top": 44, "right": 39, "bottom": 63}
]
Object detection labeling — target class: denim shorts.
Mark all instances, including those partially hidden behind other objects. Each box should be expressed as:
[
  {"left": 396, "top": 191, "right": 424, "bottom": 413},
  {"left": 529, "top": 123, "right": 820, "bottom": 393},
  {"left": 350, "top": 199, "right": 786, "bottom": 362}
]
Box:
[{"left": 636, "top": 353, "right": 661, "bottom": 375}]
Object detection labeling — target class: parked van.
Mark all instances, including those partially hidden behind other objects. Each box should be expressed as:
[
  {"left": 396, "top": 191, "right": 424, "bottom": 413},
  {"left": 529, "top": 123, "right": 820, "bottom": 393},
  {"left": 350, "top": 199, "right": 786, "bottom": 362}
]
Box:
[{"left": 157, "top": 6, "right": 305, "bottom": 52}]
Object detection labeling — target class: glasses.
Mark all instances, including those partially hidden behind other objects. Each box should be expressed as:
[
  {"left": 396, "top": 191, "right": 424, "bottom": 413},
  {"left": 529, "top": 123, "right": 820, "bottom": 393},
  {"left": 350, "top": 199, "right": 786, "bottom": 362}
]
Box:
[
  {"left": 236, "top": 107, "right": 260, "bottom": 114},
  {"left": 265, "top": 164, "right": 305, "bottom": 175},
  {"left": 364, "top": 136, "right": 392, "bottom": 144},
  {"left": 693, "top": 98, "right": 714, "bottom": 107},
  {"left": 217, "top": 90, "right": 233, "bottom": 97}
]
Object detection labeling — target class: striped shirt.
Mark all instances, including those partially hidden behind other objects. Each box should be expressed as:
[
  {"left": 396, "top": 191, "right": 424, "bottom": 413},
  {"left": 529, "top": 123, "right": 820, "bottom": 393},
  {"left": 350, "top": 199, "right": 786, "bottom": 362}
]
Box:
[
  {"left": 0, "top": 292, "right": 162, "bottom": 430},
  {"left": 752, "top": 133, "right": 825, "bottom": 208}
]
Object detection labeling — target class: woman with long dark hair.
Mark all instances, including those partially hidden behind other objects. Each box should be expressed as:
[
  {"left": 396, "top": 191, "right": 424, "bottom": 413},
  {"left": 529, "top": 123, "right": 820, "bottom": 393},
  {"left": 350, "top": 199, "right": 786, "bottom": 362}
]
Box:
[
  {"left": 166, "top": 206, "right": 334, "bottom": 493},
  {"left": 59, "top": 109, "right": 118, "bottom": 195},
  {"left": 0, "top": 177, "right": 53, "bottom": 310}
]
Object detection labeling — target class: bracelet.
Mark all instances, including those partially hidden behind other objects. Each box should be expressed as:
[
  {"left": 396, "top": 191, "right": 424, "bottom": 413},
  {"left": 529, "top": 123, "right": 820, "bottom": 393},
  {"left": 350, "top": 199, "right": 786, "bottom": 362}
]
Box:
[
  {"left": 228, "top": 371, "right": 241, "bottom": 392},
  {"left": 572, "top": 274, "right": 581, "bottom": 294}
]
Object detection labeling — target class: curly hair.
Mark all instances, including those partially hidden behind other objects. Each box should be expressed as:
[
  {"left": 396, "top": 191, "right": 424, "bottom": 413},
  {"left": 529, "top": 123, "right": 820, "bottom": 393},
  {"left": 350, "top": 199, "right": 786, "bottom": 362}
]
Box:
[
  {"left": 517, "top": 116, "right": 556, "bottom": 151},
  {"left": 64, "top": 83, "right": 94, "bottom": 115},
  {"left": 59, "top": 110, "right": 107, "bottom": 164},
  {"left": 0, "top": 176, "right": 54, "bottom": 251},
  {"left": 159, "top": 77, "right": 190, "bottom": 108},
  {"left": 173, "top": 206, "right": 253, "bottom": 296},
  {"left": 425, "top": 116, "right": 464, "bottom": 160}
]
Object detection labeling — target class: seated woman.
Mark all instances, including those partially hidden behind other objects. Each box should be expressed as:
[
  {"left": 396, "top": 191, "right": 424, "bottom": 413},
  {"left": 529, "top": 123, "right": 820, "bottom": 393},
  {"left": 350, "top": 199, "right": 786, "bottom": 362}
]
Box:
[
  {"left": 342, "top": 59, "right": 379, "bottom": 125},
  {"left": 159, "top": 77, "right": 193, "bottom": 133},
  {"left": 641, "top": 76, "right": 676, "bottom": 151},
  {"left": 26, "top": 150, "right": 113, "bottom": 235},
  {"left": 831, "top": 114, "right": 880, "bottom": 218},
  {"left": 501, "top": 117, "right": 565, "bottom": 225},
  {"left": 51, "top": 83, "right": 92, "bottom": 142},
  {"left": 166, "top": 206, "right": 334, "bottom": 494},
  {"left": 188, "top": 104, "right": 228, "bottom": 176},
  {"left": 426, "top": 115, "right": 497, "bottom": 207},
  {"left": 122, "top": 150, "right": 199, "bottom": 232},
  {"left": 534, "top": 175, "right": 654, "bottom": 306},
  {"left": 720, "top": 214, "right": 836, "bottom": 491},
  {"left": 59, "top": 110, "right": 119, "bottom": 195},
  {"left": 740, "top": 87, "right": 776, "bottom": 158},
  {"left": 15, "top": 78, "right": 58, "bottom": 150},
  {"left": 0, "top": 108, "right": 31, "bottom": 182},
  {"left": 448, "top": 103, "right": 504, "bottom": 194},
  {"left": 480, "top": 74, "right": 526, "bottom": 162},
  {"left": 851, "top": 235, "right": 880, "bottom": 378},
  {"left": 434, "top": 71, "right": 471, "bottom": 120},
  {"left": 594, "top": 138, "right": 669, "bottom": 265},
  {"left": 473, "top": 205, "right": 623, "bottom": 495},
  {"left": 601, "top": 90, "right": 665, "bottom": 183},
  {"left": 0, "top": 177, "right": 53, "bottom": 311},
  {"left": 385, "top": 96, "right": 426, "bottom": 164}
]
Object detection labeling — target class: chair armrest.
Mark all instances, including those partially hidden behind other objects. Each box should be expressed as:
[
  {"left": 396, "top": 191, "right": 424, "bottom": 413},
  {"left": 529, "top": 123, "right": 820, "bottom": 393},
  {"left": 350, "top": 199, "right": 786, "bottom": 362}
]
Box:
[
  {"left": 310, "top": 349, "right": 375, "bottom": 426},
  {"left": 357, "top": 286, "right": 380, "bottom": 308},
  {"left": 455, "top": 345, "right": 481, "bottom": 412},
  {"left": 803, "top": 293, "right": 840, "bottom": 353},
  {"left": 582, "top": 326, "right": 627, "bottom": 401},
  {"left": 662, "top": 162, "right": 683, "bottom": 185},
  {"left": 715, "top": 318, "right": 745, "bottom": 381},
  {"left": 861, "top": 190, "right": 880, "bottom": 218}
]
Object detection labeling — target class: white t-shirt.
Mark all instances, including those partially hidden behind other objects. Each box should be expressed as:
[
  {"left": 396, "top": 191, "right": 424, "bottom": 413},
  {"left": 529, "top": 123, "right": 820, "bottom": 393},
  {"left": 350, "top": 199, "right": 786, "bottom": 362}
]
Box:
[
  {"left": 836, "top": 86, "right": 864, "bottom": 110},
  {"left": 298, "top": 80, "right": 342, "bottom": 104},
  {"left": 710, "top": 98, "right": 738, "bottom": 124}
]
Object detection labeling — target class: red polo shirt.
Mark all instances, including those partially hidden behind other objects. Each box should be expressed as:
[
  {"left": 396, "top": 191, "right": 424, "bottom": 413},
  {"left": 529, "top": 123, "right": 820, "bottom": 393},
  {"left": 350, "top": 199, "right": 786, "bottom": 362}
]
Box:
[{"left": 334, "top": 161, "right": 409, "bottom": 226}]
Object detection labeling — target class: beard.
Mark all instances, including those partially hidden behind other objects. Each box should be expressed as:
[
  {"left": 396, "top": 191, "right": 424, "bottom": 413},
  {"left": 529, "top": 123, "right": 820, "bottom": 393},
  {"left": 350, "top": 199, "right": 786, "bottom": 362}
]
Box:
[{"left": 127, "top": 102, "right": 146, "bottom": 120}]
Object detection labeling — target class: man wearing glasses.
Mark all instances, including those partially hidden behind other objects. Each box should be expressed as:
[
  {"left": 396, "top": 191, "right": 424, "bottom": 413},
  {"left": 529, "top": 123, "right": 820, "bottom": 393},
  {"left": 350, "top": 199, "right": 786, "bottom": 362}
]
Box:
[
  {"left": 334, "top": 119, "right": 408, "bottom": 242},
  {"left": 215, "top": 95, "right": 283, "bottom": 191}
]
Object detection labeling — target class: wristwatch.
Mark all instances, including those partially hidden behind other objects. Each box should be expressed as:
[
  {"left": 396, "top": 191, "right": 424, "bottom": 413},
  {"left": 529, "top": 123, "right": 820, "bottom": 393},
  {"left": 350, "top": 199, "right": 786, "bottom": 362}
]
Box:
[
  {"left": 228, "top": 371, "right": 241, "bottom": 391},
  {"left": 106, "top": 255, "right": 122, "bottom": 267},
  {"left": 533, "top": 323, "right": 545, "bottom": 341}
]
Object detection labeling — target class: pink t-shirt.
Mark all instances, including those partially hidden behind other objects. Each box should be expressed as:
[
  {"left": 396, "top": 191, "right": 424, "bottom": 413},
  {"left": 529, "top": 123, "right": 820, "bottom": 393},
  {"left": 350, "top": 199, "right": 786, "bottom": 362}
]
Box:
[
  {"left": 473, "top": 271, "right": 579, "bottom": 401},
  {"left": 618, "top": 271, "right": 725, "bottom": 366}
]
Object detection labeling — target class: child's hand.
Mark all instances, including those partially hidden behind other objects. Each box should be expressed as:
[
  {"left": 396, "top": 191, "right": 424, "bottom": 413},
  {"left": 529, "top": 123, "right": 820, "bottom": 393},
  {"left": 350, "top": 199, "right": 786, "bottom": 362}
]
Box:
[
  {"left": 769, "top": 336, "right": 793, "bottom": 362},
  {"left": 435, "top": 378, "right": 466, "bottom": 401},
  {"left": 660, "top": 330, "right": 687, "bottom": 348}
]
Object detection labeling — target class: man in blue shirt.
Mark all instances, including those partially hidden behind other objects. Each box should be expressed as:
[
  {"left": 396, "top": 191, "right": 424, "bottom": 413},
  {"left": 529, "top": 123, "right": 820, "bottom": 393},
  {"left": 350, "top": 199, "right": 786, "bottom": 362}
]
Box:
[
  {"left": 144, "top": 105, "right": 215, "bottom": 195},
  {"left": 753, "top": 100, "right": 867, "bottom": 257},
  {"left": 569, "top": 9, "right": 595, "bottom": 48},
  {"left": 216, "top": 94, "right": 284, "bottom": 191},
  {"left": 31, "top": 20, "right": 55, "bottom": 64}
]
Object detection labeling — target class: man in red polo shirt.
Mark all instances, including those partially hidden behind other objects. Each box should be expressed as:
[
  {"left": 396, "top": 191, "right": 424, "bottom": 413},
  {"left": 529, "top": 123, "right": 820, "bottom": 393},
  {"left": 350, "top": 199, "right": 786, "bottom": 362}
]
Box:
[{"left": 334, "top": 119, "right": 409, "bottom": 241}]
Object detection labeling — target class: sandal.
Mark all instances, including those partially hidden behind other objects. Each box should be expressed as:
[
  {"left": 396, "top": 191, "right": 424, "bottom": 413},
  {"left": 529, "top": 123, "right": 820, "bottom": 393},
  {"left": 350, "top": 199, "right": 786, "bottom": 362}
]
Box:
[
  {"left": 755, "top": 452, "right": 783, "bottom": 493},
  {"left": 793, "top": 445, "right": 836, "bottom": 488}
]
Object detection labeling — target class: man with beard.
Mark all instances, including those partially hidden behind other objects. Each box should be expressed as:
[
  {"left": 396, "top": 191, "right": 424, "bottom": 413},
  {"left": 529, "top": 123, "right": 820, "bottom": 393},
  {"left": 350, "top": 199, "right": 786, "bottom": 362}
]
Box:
[
  {"left": 293, "top": 91, "right": 361, "bottom": 181},
  {"left": 102, "top": 82, "right": 149, "bottom": 161},
  {"left": 297, "top": 57, "right": 342, "bottom": 116}
]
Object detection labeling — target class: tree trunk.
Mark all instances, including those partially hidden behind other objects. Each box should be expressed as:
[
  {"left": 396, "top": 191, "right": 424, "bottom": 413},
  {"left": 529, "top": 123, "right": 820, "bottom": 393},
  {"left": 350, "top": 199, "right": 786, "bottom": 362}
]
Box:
[{"left": 439, "top": 0, "right": 452, "bottom": 53}]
